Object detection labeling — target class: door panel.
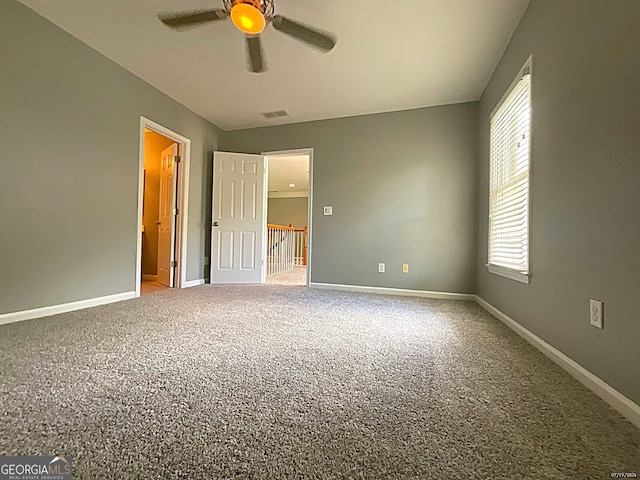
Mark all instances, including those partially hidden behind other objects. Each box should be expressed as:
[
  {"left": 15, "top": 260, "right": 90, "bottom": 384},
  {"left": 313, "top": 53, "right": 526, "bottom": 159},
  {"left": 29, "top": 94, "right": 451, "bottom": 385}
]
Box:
[
  {"left": 211, "top": 152, "right": 265, "bottom": 283},
  {"left": 240, "top": 231, "right": 256, "bottom": 269},
  {"left": 158, "top": 144, "right": 178, "bottom": 287},
  {"left": 219, "top": 180, "right": 236, "bottom": 219},
  {"left": 221, "top": 159, "right": 236, "bottom": 174},
  {"left": 218, "top": 230, "right": 234, "bottom": 270},
  {"left": 242, "top": 160, "right": 257, "bottom": 175},
  {"left": 242, "top": 181, "right": 257, "bottom": 219}
]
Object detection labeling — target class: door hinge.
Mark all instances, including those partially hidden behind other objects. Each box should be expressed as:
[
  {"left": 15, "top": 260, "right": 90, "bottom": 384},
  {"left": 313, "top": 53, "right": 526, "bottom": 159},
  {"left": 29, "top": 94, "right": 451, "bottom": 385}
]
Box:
[
  {"left": 171, "top": 260, "right": 177, "bottom": 268},
  {"left": 174, "top": 155, "right": 181, "bottom": 163},
  {"left": 173, "top": 208, "right": 178, "bottom": 215}
]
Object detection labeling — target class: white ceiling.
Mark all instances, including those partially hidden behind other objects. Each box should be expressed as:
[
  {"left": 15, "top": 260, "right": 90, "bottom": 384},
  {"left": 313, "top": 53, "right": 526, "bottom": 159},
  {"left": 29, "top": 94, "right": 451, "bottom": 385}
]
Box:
[
  {"left": 17, "top": 0, "right": 529, "bottom": 131},
  {"left": 267, "top": 155, "right": 308, "bottom": 197}
]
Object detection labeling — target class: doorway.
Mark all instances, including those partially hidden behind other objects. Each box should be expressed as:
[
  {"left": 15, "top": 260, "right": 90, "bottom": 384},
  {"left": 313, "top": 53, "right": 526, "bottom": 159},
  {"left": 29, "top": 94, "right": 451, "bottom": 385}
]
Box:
[
  {"left": 136, "top": 117, "right": 192, "bottom": 297},
  {"left": 264, "top": 149, "right": 313, "bottom": 287}
]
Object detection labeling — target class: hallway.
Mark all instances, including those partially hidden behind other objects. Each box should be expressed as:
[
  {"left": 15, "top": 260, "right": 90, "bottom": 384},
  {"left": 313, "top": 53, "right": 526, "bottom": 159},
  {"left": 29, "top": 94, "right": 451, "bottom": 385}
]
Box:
[{"left": 266, "top": 266, "right": 307, "bottom": 286}]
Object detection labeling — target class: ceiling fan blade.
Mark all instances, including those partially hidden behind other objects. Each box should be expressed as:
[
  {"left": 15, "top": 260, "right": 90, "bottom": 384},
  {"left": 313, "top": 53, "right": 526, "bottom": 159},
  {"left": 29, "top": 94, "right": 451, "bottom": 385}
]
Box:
[
  {"left": 158, "top": 9, "right": 228, "bottom": 30},
  {"left": 246, "top": 35, "right": 266, "bottom": 73},
  {"left": 271, "top": 15, "right": 336, "bottom": 52}
]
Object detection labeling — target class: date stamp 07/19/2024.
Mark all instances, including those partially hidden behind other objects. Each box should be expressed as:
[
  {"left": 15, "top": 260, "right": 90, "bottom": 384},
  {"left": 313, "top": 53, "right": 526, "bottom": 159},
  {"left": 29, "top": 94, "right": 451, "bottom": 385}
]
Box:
[{"left": 611, "top": 474, "right": 637, "bottom": 478}]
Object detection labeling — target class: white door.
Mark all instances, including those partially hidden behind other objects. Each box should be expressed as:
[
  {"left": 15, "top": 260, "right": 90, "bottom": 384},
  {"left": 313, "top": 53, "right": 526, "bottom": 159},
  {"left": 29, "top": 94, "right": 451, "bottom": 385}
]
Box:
[
  {"left": 157, "top": 143, "right": 178, "bottom": 287},
  {"left": 211, "top": 151, "right": 266, "bottom": 283}
]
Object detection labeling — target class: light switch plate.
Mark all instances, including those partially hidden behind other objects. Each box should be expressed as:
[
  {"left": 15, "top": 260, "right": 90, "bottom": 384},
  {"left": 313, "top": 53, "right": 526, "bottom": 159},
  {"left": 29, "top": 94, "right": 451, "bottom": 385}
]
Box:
[{"left": 323, "top": 206, "right": 333, "bottom": 216}]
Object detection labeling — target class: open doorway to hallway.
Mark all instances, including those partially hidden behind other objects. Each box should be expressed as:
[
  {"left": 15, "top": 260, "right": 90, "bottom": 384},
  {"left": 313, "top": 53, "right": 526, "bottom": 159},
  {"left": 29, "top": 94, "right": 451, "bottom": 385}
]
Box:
[{"left": 264, "top": 151, "right": 312, "bottom": 286}]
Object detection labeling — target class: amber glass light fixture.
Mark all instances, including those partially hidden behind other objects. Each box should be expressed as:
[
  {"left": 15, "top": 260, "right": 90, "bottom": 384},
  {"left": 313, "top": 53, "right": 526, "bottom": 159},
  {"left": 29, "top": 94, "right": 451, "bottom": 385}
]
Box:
[{"left": 230, "top": 1, "right": 266, "bottom": 35}]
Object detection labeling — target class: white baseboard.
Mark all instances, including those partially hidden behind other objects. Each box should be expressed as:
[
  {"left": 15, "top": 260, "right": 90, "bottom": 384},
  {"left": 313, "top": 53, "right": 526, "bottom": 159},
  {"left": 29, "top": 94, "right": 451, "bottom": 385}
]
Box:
[
  {"left": 142, "top": 274, "right": 157, "bottom": 281},
  {"left": 309, "top": 282, "right": 475, "bottom": 301},
  {"left": 183, "top": 279, "right": 205, "bottom": 288},
  {"left": 474, "top": 295, "right": 640, "bottom": 429},
  {"left": 0, "top": 291, "right": 136, "bottom": 327}
]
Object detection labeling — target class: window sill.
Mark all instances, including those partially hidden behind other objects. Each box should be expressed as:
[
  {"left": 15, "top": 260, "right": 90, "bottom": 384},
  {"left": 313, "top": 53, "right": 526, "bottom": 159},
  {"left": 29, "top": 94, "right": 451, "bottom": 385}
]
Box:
[{"left": 487, "top": 264, "right": 530, "bottom": 284}]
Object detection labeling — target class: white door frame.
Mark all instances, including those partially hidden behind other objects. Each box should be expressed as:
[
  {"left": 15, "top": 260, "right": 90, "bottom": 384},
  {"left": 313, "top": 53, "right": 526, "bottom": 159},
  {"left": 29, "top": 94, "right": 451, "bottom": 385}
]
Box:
[
  {"left": 136, "top": 116, "right": 191, "bottom": 297},
  {"left": 262, "top": 148, "right": 313, "bottom": 287}
]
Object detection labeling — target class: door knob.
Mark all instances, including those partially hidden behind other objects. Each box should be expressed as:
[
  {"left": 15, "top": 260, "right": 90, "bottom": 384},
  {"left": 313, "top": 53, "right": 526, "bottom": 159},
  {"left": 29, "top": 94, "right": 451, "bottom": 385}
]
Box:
[
  {"left": 213, "top": 222, "right": 219, "bottom": 227},
  {"left": 156, "top": 221, "right": 161, "bottom": 225}
]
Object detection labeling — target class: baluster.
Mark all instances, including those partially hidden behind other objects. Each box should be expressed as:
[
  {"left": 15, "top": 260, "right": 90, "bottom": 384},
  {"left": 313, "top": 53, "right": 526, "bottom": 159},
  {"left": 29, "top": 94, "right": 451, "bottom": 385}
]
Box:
[
  {"left": 267, "top": 227, "right": 271, "bottom": 276},
  {"left": 293, "top": 230, "right": 295, "bottom": 268}
]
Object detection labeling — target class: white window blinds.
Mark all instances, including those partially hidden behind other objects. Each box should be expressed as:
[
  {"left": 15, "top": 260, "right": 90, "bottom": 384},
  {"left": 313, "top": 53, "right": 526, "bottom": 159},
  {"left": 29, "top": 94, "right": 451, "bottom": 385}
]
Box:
[{"left": 488, "top": 67, "right": 531, "bottom": 278}]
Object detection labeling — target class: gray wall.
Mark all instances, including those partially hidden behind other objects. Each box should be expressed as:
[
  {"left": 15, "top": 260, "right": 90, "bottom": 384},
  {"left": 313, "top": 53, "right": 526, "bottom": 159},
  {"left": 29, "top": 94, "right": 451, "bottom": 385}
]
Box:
[
  {"left": 476, "top": 0, "right": 640, "bottom": 404},
  {"left": 267, "top": 197, "right": 308, "bottom": 230},
  {"left": 0, "top": 0, "right": 222, "bottom": 314},
  {"left": 224, "top": 103, "right": 479, "bottom": 292}
]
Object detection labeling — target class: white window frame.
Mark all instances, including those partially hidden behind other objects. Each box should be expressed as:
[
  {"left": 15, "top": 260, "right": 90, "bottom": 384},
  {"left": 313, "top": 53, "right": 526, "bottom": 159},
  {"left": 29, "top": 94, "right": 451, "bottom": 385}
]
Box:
[{"left": 487, "top": 55, "right": 533, "bottom": 284}]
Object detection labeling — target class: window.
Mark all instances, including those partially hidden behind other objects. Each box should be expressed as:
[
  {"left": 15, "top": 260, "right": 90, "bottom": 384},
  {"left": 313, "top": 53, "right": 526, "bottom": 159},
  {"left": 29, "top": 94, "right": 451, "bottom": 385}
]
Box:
[{"left": 488, "top": 57, "right": 532, "bottom": 284}]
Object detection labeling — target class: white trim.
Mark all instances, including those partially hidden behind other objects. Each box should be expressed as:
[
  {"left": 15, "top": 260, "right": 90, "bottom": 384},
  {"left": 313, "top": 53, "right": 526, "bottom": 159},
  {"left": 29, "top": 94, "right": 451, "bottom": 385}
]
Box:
[
  {"left": 488, "top": 55, "right": 533, "bottom": 281},
  {"left": 262, "top": 155, "right": 268, "bottom": 283},
  {"left": 142, "top": 274, "right": 158, "bottom": 281},
  {"left": 176, "top": 140, "right": 191, "bottom": 290},
  {"left": 137, "top": 117, "right": 192, "bottom": 297},
  {"left": 310, "top": 282, "right": 475, "bottom": 301},
  {"left": 183, "top": 279, "right": 205, "bottom": 288},
  {"left": 263, "top": 148, "right": 314, "bottom": 288},
  {"left": 474, "top": 295, "right": 640, "bottom": 429},
  {"left": 307, "top": 150, "right": 313, "bottom": 288},
  {"left": 268, "top": 191, "right": 309, "bottom": 199},
  {"left": 0, "top": 292, "right": 136, "bottom": 326},
  {"left": 490, "top": 55, "right": 533, "bottom": 118},
  {"left": 487, "top": 264, "right": 530, "bottom": 284}
]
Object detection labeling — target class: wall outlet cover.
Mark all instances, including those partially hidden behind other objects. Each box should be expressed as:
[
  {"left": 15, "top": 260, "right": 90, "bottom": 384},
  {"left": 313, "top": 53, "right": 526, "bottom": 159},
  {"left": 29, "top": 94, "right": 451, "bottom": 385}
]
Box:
[
  {"left": 378, "top": 263, "right": 385, "bottom": 273},
  {"left": 590, "top": 299, "right": 604, "bottom": 329},
  {"left": 323, "top": 206, "right": 333, "bottom": 215},
  {"left": 402, "top": 263, "right": 409, "bottom": 273}
]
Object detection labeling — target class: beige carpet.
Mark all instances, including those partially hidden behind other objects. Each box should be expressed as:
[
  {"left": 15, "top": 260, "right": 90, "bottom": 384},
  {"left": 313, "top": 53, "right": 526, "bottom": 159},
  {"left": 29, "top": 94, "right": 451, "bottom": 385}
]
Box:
[
  {"left": 0, "top": 284, "right": 638, "bottom": 479},
  {"left": 267, "top": 266, "right": 307, "bottom": 285}
]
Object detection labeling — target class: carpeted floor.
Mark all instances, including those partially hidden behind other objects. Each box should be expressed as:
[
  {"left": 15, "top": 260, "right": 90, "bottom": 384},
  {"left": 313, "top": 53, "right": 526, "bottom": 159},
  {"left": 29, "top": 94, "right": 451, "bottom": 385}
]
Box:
[
  {"left": 267, "top": 266, "right": 307, "bottom": 286},
  {"left": 0, "top": 285, "right": 638, "bottom": 479}
]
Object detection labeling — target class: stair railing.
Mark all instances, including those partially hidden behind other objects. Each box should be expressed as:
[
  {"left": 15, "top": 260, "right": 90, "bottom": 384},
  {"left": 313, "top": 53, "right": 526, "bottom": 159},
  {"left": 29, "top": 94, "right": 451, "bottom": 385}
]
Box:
[
  {"left": 293, "top": 226, "right": 308, "bottom": 266},
  {"left": 266, "top": 224, "right": 295, "bottom": 276}
]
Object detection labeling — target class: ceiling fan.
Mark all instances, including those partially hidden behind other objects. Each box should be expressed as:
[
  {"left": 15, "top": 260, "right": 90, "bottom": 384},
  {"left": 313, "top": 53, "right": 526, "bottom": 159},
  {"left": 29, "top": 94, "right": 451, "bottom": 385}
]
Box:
[{"left": 158, "top": 0, "right": 337, "bottom": 73}]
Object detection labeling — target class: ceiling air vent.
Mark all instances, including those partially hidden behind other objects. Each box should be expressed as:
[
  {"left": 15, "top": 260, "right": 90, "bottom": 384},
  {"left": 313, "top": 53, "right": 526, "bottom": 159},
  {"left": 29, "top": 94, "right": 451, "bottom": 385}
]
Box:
[{"left": 261, "top": 110, "right": 289, "bottom": 119}]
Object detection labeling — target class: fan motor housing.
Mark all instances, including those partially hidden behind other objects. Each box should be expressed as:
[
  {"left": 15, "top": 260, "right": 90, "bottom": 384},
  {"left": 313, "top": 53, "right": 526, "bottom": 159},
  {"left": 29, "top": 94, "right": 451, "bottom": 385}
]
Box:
[{"left": 224, "top": 0, "right": 275, "bottom": 17}]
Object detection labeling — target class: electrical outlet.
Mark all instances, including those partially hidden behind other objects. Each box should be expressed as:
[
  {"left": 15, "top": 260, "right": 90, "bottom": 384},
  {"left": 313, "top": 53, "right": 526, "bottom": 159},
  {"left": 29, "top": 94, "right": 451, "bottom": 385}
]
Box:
[
  {"left": 590, "top": 299, "right": 603, "bottom": 329},
  {"left": 378, "top": 263, "right": 385, "bottom": 273},
  {"left": 402, "top": 263, "right": 409, "bottom": 273},
  {"left": 323, "top": 206, "right": 333, "bottom": 216}
]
